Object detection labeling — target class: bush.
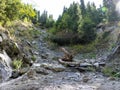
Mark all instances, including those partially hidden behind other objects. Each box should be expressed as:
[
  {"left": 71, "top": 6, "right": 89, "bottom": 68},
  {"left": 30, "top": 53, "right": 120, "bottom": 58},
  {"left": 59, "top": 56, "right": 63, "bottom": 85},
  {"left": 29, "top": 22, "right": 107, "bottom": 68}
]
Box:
[
  {"left": 78, "top": 16, "right": 97, "bottom": 43},
  {"left": 50, "top": 31, "right": 82, "bottom": 45},
  {"left": 113, "top": 72, "right": 120, "bottom": 78},
  {"left": 12, "top": 59, "right": 23, "bottom": 71},
  {"left": 48, "top": 28, "right": 58, "bottom": 34},
  {"left": 31, "top": 55, "right": 36, "bottom": 61},
  {"left": 102, "top": 67, "right": 113, "bottom": 76},
  {"left": 102, "top": 67, "right": 120, "bottom": 78},
  {"left": 4, "top": 21, "right": 13, "bottom": 27}
]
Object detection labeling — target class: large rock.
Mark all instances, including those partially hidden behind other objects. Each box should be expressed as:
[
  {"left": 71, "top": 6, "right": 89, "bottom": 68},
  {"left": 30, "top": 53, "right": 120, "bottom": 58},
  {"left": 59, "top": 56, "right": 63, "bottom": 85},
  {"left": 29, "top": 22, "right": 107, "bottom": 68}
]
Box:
[
  {"left": 0, "top": 50, "right": 12, "bottom": 68},
  {"left": 40, "top": 63, "right": 66, "bottom": 72},
  {"left": 41, "top": 53, "right": 49, "bottom": 59},
  {"left": 1, "top": 33, "right": 8, "bottom": 40},
  {"left": 0, "top": 36, "right": 3, "bottom": 43},
  {"left": 0, "top": 40, "right": 21, "bottom": 58},
  {"left": 11, "top": 67, "right": 30, "bottom": 79},
  {"left": 35, "top": 67, "right": 50, "bottom": 75},
  {"left": 0, "top": 50, "right": 12, "bottom": 81}
]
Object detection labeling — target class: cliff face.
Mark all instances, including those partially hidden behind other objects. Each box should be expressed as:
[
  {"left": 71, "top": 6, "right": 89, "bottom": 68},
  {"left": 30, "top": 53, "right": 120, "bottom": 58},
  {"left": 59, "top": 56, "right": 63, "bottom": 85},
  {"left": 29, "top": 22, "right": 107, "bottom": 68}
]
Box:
[
  {"left": 97, "top": 22, "right": 120, "bottom": 74},
  {"left": 0, "top": 21, "right": 40, "bottom": 81}
]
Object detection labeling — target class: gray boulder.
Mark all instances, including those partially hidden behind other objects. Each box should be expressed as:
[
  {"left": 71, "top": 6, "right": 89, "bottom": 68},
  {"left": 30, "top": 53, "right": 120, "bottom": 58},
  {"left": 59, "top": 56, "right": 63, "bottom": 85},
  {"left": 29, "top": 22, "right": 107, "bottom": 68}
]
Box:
[
  {"left": 0, "top": 50, "right": 12, "bottom": 81},
  {"left": 41, "top": 63, "right": 66, "bottom": 72}
]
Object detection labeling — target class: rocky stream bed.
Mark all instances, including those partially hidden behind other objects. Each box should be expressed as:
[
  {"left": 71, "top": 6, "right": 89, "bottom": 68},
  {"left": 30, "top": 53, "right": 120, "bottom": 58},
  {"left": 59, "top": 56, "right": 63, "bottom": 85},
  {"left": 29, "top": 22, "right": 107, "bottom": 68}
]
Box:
[{"left": 0, "top": 26, "right": 120, "bottom": 90}]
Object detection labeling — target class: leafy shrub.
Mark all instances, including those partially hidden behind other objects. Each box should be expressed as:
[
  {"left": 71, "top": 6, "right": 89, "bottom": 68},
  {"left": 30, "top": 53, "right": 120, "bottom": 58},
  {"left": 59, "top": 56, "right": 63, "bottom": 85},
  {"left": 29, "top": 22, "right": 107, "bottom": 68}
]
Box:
[
  {"left": 50, "top": 31, "right": 82, "bottom": 45},
  {"left": 23, "top": 17, "right": 29, "bottom": 23},
  {"left": 5, "top": 21, "right": 13, "bottom": 27},
  {"left": 113, "top": 72, "right": 120, "bottom": 78},
  {"left": 12, "top": 59, "right": 23, "bottom": 71},
  {"left": 78, "top": 16, "right": 97, "bottom": 43},
  {"left": 31, "top": 55, "right": 36, "bottom": 61},
  {"left": 102, "top": 67, "right": 113, "bottom": 76},
  {"left": 102, "top": 31, "right": 111, "bottom": 39},
  {"left": 48, "top": 28, "right": 58, "bottom": 34},
  {"left": 102, "top": 67, "right": 120, "bottom": 78}
]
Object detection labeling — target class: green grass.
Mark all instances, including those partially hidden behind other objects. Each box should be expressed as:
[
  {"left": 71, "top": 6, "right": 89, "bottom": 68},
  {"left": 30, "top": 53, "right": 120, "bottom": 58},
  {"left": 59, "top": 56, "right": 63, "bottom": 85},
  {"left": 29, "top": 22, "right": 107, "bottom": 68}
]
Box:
[
  {"left": 102, "top": 67, "right": 120, "bottom": 78},
  {"left": 47, "top": 27, "right": 58, "bottom": 34},
  {"left": 70, "top": 42, "right": 96, "bottom": 54},
  {"left": 12, "top": 59, "right": 23, "bottom": 71},
  {"left": 113, "top": 72, "right": 120, "bottom": 78},
  {"left": 102, "top": 67, "right": 113, "bottom": 76}
]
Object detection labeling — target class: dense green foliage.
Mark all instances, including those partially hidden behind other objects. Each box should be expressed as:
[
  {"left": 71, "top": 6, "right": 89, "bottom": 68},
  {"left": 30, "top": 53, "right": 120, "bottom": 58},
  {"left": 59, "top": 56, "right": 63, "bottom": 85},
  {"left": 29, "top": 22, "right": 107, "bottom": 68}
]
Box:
[
  {"left": 1, "top": 0, "right": 119, "bottom": 46},
  {"left": 103, "top": 0, "right": 118, "bottom": 22},
  {"left": 48, "top": 0, "right": 119, "bottom": 45},
  {"left": 49, "top": 1, "right": 98, "bottom": 45},
  {"left": 0, "top": 0, "right": 36, "bottom": 26},
  {"left": 36, "top": 10, "right": 55, "bottom": 28}
]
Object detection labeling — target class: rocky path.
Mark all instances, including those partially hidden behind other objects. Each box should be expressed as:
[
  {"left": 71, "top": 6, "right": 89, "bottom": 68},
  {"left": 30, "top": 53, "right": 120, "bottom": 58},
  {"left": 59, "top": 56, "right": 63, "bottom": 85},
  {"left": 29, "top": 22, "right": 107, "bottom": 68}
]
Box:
[{"left": 0, "top": 28, "right": 120, "bottom": 90}]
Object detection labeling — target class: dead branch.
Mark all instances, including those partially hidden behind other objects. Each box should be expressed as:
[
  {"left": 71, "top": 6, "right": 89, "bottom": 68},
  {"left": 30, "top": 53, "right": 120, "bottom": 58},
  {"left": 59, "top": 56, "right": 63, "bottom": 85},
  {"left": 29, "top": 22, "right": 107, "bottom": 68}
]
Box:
[
  {"left": 58, "top": 59, "right": 80, "bottom": 66},
  {"left": 60, "top": 47, "right": 73, "bottom": 62}
]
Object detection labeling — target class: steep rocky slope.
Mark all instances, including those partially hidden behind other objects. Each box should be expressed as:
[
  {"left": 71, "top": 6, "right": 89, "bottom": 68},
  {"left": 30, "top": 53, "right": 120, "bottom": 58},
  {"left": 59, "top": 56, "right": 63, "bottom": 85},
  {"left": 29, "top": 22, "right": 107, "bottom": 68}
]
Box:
[
  {"left": 0, "top": 21, "right": 120, "bottom": 90},
  {"left": 0, "top": 21, "right": 41, "bottom": 82},
  {"left": 97, "top": 22, "right": 120, "bottom": 76}
]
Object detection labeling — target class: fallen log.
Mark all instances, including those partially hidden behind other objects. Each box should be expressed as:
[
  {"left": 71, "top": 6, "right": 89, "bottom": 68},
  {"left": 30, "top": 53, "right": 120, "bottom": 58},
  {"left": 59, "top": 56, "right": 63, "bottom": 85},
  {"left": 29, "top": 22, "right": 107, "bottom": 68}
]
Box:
[
  {"left": 58, "top": 59, "right": 105, "bottom": 68},
  {"left": 58, "top": 59, "right": 80, "bottom": 66},
  {"left": 59, "top": 47, "right": 105, "bottom": 71},
  {"left": 59, "top": 59, "right": 93, "bottom": 67},
  {"left": 58, "top": 59, "right": 93, "bottom": 72}
]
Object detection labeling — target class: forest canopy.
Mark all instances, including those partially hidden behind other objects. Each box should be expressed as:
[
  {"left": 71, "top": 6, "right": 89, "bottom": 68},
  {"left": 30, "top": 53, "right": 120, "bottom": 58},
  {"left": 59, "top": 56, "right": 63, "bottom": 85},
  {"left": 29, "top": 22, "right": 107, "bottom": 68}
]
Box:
[
  {"left": 47, "top": 0, "right": 119, "bottom": 45},
  {"left": 0, "top": 0, "right": 36, "bottom": 26},
  {"left": 0, "top": 0, "right": 119, "bottom": 45}
]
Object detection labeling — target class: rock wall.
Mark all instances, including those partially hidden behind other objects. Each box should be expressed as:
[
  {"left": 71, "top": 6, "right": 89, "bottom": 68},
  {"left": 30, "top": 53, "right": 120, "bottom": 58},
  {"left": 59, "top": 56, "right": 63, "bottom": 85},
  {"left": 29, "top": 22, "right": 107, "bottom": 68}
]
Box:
[
  {"left": 0, "top": 22, "right": 38, "bottom": 81},
  {"left": 101, "top": 22, "right": 120, "bottom": 73}
]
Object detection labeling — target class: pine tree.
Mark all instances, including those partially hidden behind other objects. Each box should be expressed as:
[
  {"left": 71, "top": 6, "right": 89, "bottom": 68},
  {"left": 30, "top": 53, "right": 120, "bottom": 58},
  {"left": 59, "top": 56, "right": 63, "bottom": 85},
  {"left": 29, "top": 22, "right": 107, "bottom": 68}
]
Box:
[
  {"left": 56, "top": 2, "right": 82, "bottom": 32},
  {"left": 80, "top": 0, "right": 86, "bottom": 16},
  {"left": 46, "top": 15, "right": 54, "bottom": 28},
  {"left": 40, "top": 10, "right": 48, "bottom": 26},
  {"left": 103, "top": 0, "right": 118, "bottom": 22}
]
